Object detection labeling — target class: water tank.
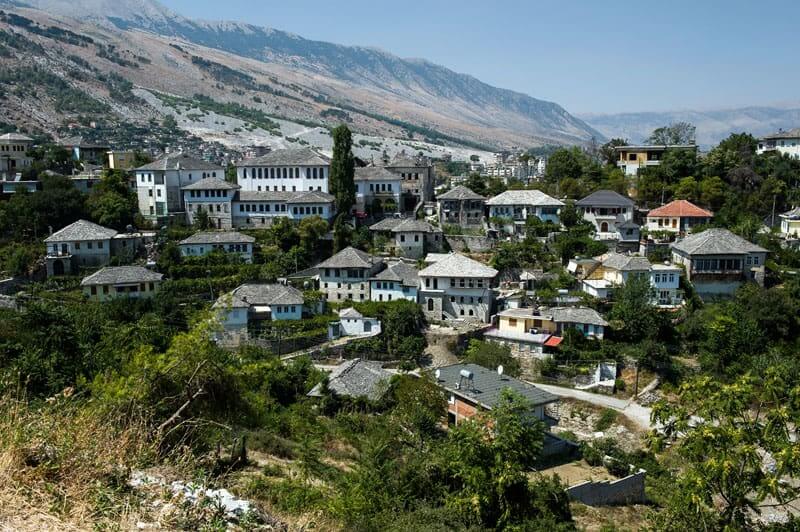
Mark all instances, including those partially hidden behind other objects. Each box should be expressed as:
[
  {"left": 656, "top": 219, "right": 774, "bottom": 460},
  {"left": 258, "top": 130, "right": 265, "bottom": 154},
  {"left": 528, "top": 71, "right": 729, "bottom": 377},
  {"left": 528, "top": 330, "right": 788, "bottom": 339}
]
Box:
[{"left": 459, "top": 369, "right": 473, "bottom": 380}]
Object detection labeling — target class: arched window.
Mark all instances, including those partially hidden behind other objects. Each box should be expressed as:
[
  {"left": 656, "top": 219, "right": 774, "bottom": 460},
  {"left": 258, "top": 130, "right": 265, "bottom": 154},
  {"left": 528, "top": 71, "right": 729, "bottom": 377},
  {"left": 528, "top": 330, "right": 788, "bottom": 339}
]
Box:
[{"left": 427, "top": 298, "right": 434, "bottom": 311}]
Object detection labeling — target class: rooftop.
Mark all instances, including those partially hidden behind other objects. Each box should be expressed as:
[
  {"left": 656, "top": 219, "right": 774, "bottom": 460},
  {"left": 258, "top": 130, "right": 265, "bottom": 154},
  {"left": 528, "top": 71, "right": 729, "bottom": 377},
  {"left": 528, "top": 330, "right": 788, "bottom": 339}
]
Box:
[
  {"left": 550, "top": 306, "right": 609, "bottom": 327},
  {"left": 317, "top": 246, "right": 378, "bottom": 269},
  {"left": 599, "top": 252, "right": 652, "bottom": 272},
  {"left": 576, "top": 190, "right": 635, "bottom": 207},
  {"left": 238, "top": 147, "right": 330, "bottom": 167},
  {"left": 418, "top": 253, "right": 498, "bottom": 278},
  {"left": 437, "top": 185, "right": 486, "bottom": 201},
  {"left": 179, "top": 231, "right": 255, "bottom": 245},
  {"left": 58, "top": 135, "right": 109, "bottom": 149},
  {"left": 613, "top": 144, "right": 697, "bottom": 151},
  {"left": 181, "top": 177, "right": 240, "bottom": 190},
  {"left": 781, "top": 206, "right": 800, "bottom": 220},
  {"left": 339, "top": 307, "right": 363, "bottom": 319},
  {"left": 370, "top": 261, "right": 419, "bottom": 287},
  {"left": 0, "top": 132, "right": 33, "bottom": 142},
  {"left": 354, "top": 166, "right": 401, "bottom": 181},
  {"left": 136, "top": 153, "right": 224, "bottom": 172},
  {"left": 81, "top": 266, "right": 163, "bottom": 286},
  {"left": 369, "top": 217, "right": 437, "bottom": 233},
  {"left": 307, "top": 359, "right": 392, "bottom": 401},
  {"left": 236, "top": 190, "right": 334, "bottom": 204},
  {"left": 485, "top": 189, "right": 564, "bottom": 207},
  {"left": 647, "top": 199, "right": 713, "bottom": 219},
  {"left": 44, "top": 219, "right": 117, "bottom": 242},
  {"left": 762, "top": 128, "right": 800, "bottom": 140},
  {"left": 671, "top": 228, "right": 768, "bottom": 256},
  {"left": 435, "top": 363, "right": 559, "bottom": 409},
  {"left": 215, "top": 283, "right": 304, "bottom": 308}
]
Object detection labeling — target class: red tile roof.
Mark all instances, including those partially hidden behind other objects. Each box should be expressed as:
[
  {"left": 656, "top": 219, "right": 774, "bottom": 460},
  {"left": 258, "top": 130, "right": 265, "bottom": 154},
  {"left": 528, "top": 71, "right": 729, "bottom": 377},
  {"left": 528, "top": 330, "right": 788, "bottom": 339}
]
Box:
[
  {"left": 544, "top": 336, "right": 563, "bottom": 347},
  {"left": 647, "top": 200, "right": 713, "bottom": 218}
]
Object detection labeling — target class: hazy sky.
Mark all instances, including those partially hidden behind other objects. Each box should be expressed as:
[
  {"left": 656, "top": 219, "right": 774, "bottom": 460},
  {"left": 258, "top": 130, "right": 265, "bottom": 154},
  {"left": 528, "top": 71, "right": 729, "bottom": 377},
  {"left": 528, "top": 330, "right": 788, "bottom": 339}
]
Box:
[{"left": 160, "top": 0, "right": 799, "bottom": 115}]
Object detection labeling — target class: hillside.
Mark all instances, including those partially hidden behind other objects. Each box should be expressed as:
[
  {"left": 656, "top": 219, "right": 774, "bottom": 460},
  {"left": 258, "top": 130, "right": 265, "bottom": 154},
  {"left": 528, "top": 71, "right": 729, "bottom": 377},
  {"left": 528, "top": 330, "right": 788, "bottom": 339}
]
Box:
[
  {"left": 580, "top": 106, "right": 800, "bottom": 148},
  {"left": 0, "top": 0, "right": 602, "bottom": 153}
]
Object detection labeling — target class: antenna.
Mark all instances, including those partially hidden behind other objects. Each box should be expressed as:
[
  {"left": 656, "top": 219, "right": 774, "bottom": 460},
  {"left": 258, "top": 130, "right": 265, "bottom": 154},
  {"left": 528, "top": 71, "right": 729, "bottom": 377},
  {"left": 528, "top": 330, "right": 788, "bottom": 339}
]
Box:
[{"left": 497, "top": 365, "right": 504, "bottom": 377}]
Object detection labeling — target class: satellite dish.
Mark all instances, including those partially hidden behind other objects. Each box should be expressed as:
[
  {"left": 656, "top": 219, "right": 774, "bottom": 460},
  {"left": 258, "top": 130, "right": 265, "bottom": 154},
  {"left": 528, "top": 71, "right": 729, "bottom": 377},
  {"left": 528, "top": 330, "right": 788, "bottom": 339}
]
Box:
[
  {"left": 497, "top": 365, "right": 504, "bottom": 376},
  {"left": 435, "top": 369, "right": 441, "bottom": 380}
]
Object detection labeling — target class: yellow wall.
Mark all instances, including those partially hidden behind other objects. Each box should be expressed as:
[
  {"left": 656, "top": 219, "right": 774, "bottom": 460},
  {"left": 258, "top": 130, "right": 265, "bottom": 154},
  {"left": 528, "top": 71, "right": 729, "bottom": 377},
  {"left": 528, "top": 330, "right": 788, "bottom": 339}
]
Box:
[
  {"left": 498, "top": 315, "right": 556, "bottom": 334},
  {"left": 618, "top": 150, "right": 648, "bottom": 163},
  {"left": 108, "top": 151, "right": 135, "bottom": 170}
]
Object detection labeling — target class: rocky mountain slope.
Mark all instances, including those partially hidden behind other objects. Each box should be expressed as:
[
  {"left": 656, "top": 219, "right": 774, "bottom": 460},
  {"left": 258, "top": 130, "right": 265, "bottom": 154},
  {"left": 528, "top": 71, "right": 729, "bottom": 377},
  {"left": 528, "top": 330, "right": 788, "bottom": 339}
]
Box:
[{"left": 0, "top": 0, "right": 602, "bottom": 152}]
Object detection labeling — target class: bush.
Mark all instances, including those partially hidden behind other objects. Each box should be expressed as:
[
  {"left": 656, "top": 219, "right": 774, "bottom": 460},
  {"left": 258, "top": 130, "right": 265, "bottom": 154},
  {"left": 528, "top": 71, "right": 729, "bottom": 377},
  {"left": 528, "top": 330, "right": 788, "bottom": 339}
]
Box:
[
  {"left": 614, "top": 378, "right": 626, "bottom": 392},
  {"left": 593, "top": 408, "right": 619, "bottom": 432}
]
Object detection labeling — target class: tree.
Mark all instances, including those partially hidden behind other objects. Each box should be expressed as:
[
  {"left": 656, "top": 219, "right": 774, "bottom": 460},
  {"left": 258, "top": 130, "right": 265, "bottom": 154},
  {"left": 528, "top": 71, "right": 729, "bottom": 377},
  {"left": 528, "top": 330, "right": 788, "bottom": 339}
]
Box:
[
  {"left": 383, "top": 300, "right": 427, "bottom": 364},
  {"left": 329, "top": 125, "right": 356, "bottom": 217},
  {"left": 464, "top": 173, "right": 487, "bottom": 196},
  {"left": 650, "top": 369, "right": 800, "bottom": 530},
  {"left": 609, "top": 273, "right": 660, "bottom": 343},
  {"left": 545, "top": 147, "right": 585, "bottom": 183},
  {"left": 86, "top": 169, "right": 138, "bottom": 230},
  {"left": 646, "top": 122, "right": 696, "bottom": 145},
  {"left": 332, "top": 215, "right": 351, "bottom": 253},
  {"left": 559, "top": 201, "right": 580, "bottom": 228},
  {"left": 193, "top": 206, "right": 212, "bottom": 230},
  {"left": 462, "top": 339, "right": 521, "bottom": 377},
  {"left": 599, "top": 138, "right": 628, "bottom": 166}
]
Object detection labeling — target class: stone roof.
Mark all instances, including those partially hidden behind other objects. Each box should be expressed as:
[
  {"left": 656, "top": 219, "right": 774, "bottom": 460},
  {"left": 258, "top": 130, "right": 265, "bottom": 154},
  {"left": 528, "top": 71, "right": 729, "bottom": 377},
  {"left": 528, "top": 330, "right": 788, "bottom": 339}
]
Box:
[
  {"left": 369, "top": 217, "right": 436, "bottom": 233},
  {"left": 307, "top": 359, "right": 392, "bottom": 401},
  {"left": 354, "top": 166, "right": 401, "bottom": 181},
  {"left": 435, "top": 363, "right": 559, "bottom": 409},
  {"left": 179, "top": 231, "right": 255, "bottom": 245},
  {"left": 238, "top": 147, "right": 330, "bottom": 167},
  {"left": 437, "top": 185, "right": 486, "bottom": 201},
  {"left": 339, "top": 307, "right": 363, "bottom": 319},
  {"left": 370, "top": 261, "right": 419, "bottom": 287},
  {"left": 576, "top": 190, "right": 635, "bottom": 207},
  {"left": 58, "top": 135, "right": 109, "bottom": 149},
  {"left": 671, "top": 228, "right": 767, "bottom": 256},
  {"left": 216, "top": 283, "right": 304, "bottom": 308},
  {"left": 0, "top": 132, "right": 33, "bottom": 142},
  {"left": 136, "top": 153, "right": 223, "bottom": 172},
  {"left": 44, "top": 219, "right": 117, "bottom": 242},
  {"left": 289, "top": 190, "right": 335, "bottom": 204},
  {"left": 780, "top": 206, "right": 800, "bottom": 220},
  {"left": 419, "top": 253, "right": 498, "bottom": 278},
  {"left": 647, "top": 199, "right": 713, "bottom": 219},
  {"left": 387, "top": 153, "right": 429, "bottom": 168},
  {"left": 317, "top": 246, "right": 378, "bottom": 269},
  {"left": 236, "top": 190, "right": 334, "bottom": 204},
  {"left": 600, "top": 252, "right": 652, "bottom": 271},
  {"left": 485, "top": 189, "right": 564, "bottom": 207},
  {"left": 181, "top": 177, "right": 240, "bottom": 190},
  {"left": 549, "top": 306, "right": 609, "bottom": 327},
  {"left": 81, "top": 266, "right": 163, "bottom": 286},
  {"left": 762, "top": 128, "right": 800, "bottom": 140}
]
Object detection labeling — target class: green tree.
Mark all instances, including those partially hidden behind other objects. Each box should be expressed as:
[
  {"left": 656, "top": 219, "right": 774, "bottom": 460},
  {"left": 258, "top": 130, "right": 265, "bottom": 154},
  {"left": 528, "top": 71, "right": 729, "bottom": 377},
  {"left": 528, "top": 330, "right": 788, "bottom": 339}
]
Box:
[
  {"left": 599, "top": 138, "right": 628, "bottom": 166},
  {"left": 646, "top": 122, "right": 696, "bottom": 145},
  {"left": 608, "top": 273, "right": 660, "bottom": 343},
  {"left": 86, "top": 169, "right": 138, "bottom": 230},
  {"left": 329, "top": 124, "right": 356, "bottom": 217},
  {"left": 193, "top": 206, "right": 212, "bottom": 230},
  {"left": 332, "top": 215, "right": 351, "bottom": 253},
  {"left": 462, "top": 339, "right": 521, "bottom": 377},
  {"left": 545, "top": 147, "right": 584, "bottom": 183}
]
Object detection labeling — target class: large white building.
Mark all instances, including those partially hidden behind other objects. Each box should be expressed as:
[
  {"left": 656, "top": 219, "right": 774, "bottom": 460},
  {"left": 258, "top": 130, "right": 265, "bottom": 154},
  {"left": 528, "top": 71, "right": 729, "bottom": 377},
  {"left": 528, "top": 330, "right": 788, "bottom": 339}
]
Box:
[
  {"left": 135, "top": 153, "right": 224, "bottom": 222},
  {"left": 354, "top": 166, "right": 402, "bottom": 216},
  {"left": 43, "top": 219, "right": 145, "bottom": 276},
  {"left": 418, "top": 252, "right": 498, "bottom": 323},
  {"left": 576, "top": 190, "right": 636, "bottom": 235},
  {"left": 369, "top": 261, "right": 419, "bottom": 302},
  {"left": 235, "top": 147, "right": 330, "bottom": 193},
  {"left": 0, "top": 132, "right": 33, "bottom": 179},
  {"left": 757, "top": 128, "right": 800, "bottom": 159},
  {"left": 486, "top": 189, "right": 563, "bottom": 235}
]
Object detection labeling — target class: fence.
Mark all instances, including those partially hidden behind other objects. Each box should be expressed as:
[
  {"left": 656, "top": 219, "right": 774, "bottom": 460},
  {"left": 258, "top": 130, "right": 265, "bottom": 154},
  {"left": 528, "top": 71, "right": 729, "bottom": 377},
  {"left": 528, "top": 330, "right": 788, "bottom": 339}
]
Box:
[{"left": 566, "top": 470, "right": 646, "bottom": 506}]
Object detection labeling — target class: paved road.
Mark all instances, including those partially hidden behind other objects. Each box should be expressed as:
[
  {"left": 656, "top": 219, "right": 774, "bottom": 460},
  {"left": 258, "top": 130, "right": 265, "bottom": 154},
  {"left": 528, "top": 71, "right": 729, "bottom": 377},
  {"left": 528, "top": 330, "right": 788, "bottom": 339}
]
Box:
[{"left": 530, "top": 382, "right": 654, "bottom": 430}]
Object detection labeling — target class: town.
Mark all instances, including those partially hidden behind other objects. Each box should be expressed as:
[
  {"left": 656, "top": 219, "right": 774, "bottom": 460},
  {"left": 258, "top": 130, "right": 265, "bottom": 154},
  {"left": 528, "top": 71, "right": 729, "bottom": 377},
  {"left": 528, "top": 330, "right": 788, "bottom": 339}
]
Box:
[{"left": 2, "top": 2, "right": 800, "bottom": 531}]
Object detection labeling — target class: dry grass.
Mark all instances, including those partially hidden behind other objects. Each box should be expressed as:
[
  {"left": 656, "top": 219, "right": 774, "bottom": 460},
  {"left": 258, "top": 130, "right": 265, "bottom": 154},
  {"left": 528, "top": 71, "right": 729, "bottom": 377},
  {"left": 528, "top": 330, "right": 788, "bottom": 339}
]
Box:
[{"left": 0, "top": 387, "right": 157, "bottom": 530}]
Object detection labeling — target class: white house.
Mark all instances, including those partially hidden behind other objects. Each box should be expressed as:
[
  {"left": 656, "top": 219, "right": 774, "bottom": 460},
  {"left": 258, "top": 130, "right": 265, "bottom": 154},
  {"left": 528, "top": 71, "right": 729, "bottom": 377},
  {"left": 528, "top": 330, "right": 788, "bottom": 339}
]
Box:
[
  {"left": 369, "top": 217, "right": 443, "bottom": 259},
  {"left": 671, "top": 228, "right": 768, "bottom": 297},
  {"left": 369, "top": 261, "right": 419, "bottom": 302},
  {"left": 81, "top": 266, "right": 163, "bottom": 301},
  {"left": 233, "top": 190, "right": 335, "bottom": 227},
  {"left": 757, "top": 128, "right": 800, "bottom": 159},
  {"left": 178, "top": 231, "right": 256, "bottom": 263},
  {"left": 0, "top": 132, "right": 33, "bottom": 179},
  {"left": 486, "top": 189, "right": 563, "bottom": 235},
  {"left": 135, "top": 153, "right": 224, "bottom": 222},
  {"left": 335, "top": 308, "right": 382, "bottom": 337},
  {"left": 354, "top": 166, "right": 402, "bottom": 216},
  {"left": 44, "top": 219, "right": 117, "bottom": 275},
  {"left": 576, "top": 190, "right": 635, "bottom": 234},
  {"left": 780, "top": 206, "right": 800, "bottom": 239},
  {"left": 613, "top": 145, "right": 698, "bottom": 176},
  {"left": 317, "top": 247, "right": 384, "bottom": 302},
  {"left": 418, "top": 252, "right": 498, "bottom": 323},
  {"left": 645, "top": 199, "right": 713, "bottom": 234},
  {"left": 214, "top": 283, "right": 305, "bottom": 333},
  {"left": 235, "top": 147, "right": 330, "bottom": 193},
  {"left": 580, "top": 252, "right": 683, "bottom": 307},
  {"left": 182, "top": 177, "right": 240, "bottom": 230}
]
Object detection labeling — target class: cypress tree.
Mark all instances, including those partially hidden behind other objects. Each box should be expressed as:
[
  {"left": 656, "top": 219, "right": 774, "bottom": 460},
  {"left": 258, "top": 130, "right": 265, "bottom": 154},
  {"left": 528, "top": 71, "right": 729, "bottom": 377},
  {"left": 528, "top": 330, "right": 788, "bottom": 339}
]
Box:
[{"left": 329, "top": 125, "right": 356, "bottom": 217}]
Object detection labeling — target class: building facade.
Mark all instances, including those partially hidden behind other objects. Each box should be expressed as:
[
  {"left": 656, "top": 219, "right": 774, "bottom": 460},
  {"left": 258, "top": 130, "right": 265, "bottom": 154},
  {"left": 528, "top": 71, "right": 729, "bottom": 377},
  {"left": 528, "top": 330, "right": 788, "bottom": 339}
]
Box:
[
  {"left": 317, "top": 247, "right": 384, "bottom": 302},
  {"left": 437, "top": 186, "right": 486, "bottom": 228},
  {"left": 613, "top": 145, "right": 698, "bottom": 175},
  {"left": 645, "top": 199, "right": 713, "bottom": 234},
  {"left": 0, "top": 133, "right": 33, "bottom": 179},
  {"left": 418, "top": 253, "right": 498, "bottom": 322},
  {"left": 757, "top": 128, "right": 800, "bottom": 159},
  {"left": 81, "top": 266, "right": 163, "bottom": 301},
  {"left": 369, "top": 261, "right": 419, "bottom": 302},
  {"left": 178, "top": 231, "right": 256, "bottom": 262},
  {"left": 182, "top": 177, "right": 240, "bottom": 230},
  {"left": 576, "top": 190, "right": 636, "bottom": 234},
  {"left": 235, "top": 147, "right": 330, "bottom": 193},
  {"left": 354, "top": 166, "right": 402, "bottom": 216},
  {"left": 486, "top": 189, "right": 563, "bottom": 235}
]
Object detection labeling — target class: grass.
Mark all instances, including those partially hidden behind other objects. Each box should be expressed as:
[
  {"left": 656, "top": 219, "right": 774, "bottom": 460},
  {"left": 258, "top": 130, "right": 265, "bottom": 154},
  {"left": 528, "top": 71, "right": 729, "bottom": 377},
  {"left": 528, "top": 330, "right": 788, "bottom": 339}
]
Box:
[{"left": 593, "top": 408, "right": 620, "bottom": 432}]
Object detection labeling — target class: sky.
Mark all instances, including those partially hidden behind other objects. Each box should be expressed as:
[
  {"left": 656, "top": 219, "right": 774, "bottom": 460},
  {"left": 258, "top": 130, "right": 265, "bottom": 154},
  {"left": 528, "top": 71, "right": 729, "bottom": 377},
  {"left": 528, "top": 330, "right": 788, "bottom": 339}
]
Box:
[{"left": 160, "top": 0, "right": 800, "bottom": 116}]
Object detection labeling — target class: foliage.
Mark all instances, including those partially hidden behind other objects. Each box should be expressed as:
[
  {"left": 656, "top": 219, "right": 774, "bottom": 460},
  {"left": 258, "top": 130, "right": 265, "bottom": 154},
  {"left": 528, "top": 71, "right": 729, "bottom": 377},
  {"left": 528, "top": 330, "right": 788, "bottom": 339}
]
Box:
[
  {"left": 330, "top": 124, "right": 356, "bottom": 216},
  {"left": 646, "top": 122, "right": 696, "bottom": 145},
  {"left": 462, "top": 339, "right": 521, "bottom": 377},
  {"left": 86, "top": 169, "right": 139, "bottom": 230}
]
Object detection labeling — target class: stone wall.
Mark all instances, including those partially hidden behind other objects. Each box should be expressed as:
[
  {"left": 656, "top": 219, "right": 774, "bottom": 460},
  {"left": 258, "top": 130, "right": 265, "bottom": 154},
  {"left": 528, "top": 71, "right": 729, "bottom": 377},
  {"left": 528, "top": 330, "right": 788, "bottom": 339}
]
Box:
[
  {"left": 566, "top": 470, "right": 646, "bottom": 506},
  {"left": 445, "top": 235, "right": 494, "bottom": 253}
]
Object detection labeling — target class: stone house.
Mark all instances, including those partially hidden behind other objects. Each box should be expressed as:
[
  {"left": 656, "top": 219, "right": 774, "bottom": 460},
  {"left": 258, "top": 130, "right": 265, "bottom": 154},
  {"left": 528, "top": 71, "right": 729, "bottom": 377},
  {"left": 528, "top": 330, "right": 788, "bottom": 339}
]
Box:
[
  {"left": 437, "top": 185, "right": 486, "bottom": 228},
  {"left": 369, "top": 217, "right": 443, "bottom": 259},
  {"left": 486, "top": 189, "right": 563, "bottom": 235},
  {"left": 81, "top": 266, "right": 163, "bottom": 301},
  {"left": 182, "top": 177, "right": 240, "bottom": 230},
  {"left": 44, "top": 219, "right": 144, "bottom": 276},
  {"left": 178, "top": 231, "right": 256, "bottom": 263},
  {"left": 418, "top": 252, "right": 498, "bottom": 322},
  {"left": 213, "top": 283, "right": 305, "bottom": 334},
  {"left": 369, "top": 261, "right": 419, "bottom": 302},
  {"left": 354, "top": 166, "right": 402, "bottom": 216},
  {"left": 317, "top": 247, "right": 384, "bottom": 302},
  {"left": 576, "top": 190, "right": 635, "bottom": 234}
]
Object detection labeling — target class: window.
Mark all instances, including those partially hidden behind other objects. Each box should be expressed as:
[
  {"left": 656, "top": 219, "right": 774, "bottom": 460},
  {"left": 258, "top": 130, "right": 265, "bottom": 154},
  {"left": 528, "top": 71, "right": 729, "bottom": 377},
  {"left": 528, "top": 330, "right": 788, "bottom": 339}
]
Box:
[
  {"left": 752, "top": 255, "right": 760, "bottom": 265},
  {"left": 90, "top": 286, "right": 97, "bottom": 295},
  {"left": 509, "top": 318, "right": 517, "bottom": 327},
  {"left": 97, "top": 241, "right": 103, "bottom": 249},
  {"left": 103, "top": 285, "right": 109, "bottom": 294},
  {"left": 88, "top": 242, "right": 93, "bottom": 249}
]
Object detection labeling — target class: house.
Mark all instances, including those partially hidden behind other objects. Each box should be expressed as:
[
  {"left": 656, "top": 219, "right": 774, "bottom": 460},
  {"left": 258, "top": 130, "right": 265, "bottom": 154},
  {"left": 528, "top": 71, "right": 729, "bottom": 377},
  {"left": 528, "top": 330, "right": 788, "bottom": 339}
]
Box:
[
  {"left": 70, "top": 171, "right": 103, "bottom": 194},
  {"left": 59, "top": 136, "right": 111, "bottom": 165},
  {"left": 576, "top": 190, "right": 636, "bottom": 234},
  {"left": 135, "top": 153, "right": 225, "bottom": 222},
  {"left": 44, "top": 219, "right": 145, "bottom": 276},
  {"left": 386, "top": 153, "right": 435, "bottom": 212},
  {"left": 0, "top": 132, "right": 33, "bottom": 179},
  {"left": 434, "top": 363, "right": 559, "bottom": 426},
  {"left": 484, "top": 307, "right": 564, "bottom": 361},
  {"left": 354, "top": 166, "right": 402, "bottom": 216},
  {"left": 757, "top": 128, "right": 800, "bottom": 159},
  {"left": 486, "top": 190, "right": 564, "bottom": 235},
  {"left": 369, "top": 217, "right": 443, "bottom": 259},
  {"left": 182, "top": 177, "right": 240, "bottom": 230},
  {"left": 307, "top": 359, "right": 392, "bottom": 401},
  {"left": 369, "top": 261, "right": 419, "bottom": 302},
  {"left": 107, "top": 150, "right": 135, "bottom": 170},
  {"left": 235, "top": 147, "right": 330, "bottom": 193},
  {"left": 437, "top": 186, "right": 487, "bottom": 228},
  {"left": 317, "top": 247, "right": 384, "bottom": 302},
  {"left": 418, "top": 252, "right": 498, "bottom": 322},
  {"left": 580, "top": 252, "right": 683, "bottom": 307},
  {"left": 613, "top": 145, "right": 698, "bottom": 176},
  {"left": 81, "top": 266, "right": 163, "bottom": 301},
  {"left": 214, "top": 283, "right": 304, "bottom": 333},
  {"left": 178, "top": 231, "right": 256, "bottom": 262},
  {"left": 645, "top": 199, "right": 713, "bottom": 234},
  {"left": 233, "top": 190, "right": 335, "bottom": 227},
  {"left": 331, "top": 307, "right": 382, "bottom": 338},
  {"left": 779, "top": 206, "right": 800, "bottom": 239},
  {"left": 671, "top": 228, "right": 768, "bottom": 296}
]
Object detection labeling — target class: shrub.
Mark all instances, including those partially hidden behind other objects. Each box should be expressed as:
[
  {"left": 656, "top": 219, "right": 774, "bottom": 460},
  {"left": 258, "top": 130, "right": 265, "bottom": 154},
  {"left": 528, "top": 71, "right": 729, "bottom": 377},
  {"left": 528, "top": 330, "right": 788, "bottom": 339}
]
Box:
[{"left": 593, "top": 408, "right": 618, "bottom": 432}]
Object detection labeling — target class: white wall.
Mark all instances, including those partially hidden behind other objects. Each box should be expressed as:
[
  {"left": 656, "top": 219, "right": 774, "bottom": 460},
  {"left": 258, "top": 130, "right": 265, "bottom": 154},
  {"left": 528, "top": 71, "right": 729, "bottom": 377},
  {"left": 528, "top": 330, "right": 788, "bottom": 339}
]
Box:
[{"left": 237, "top": 165, "right": 329, "bottom": 193}]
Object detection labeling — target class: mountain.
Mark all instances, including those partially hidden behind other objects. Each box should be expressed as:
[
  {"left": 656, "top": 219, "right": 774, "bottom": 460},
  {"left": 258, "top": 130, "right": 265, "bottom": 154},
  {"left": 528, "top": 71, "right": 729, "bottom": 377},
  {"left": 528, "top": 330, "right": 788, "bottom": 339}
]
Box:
[
  {"left": 579, "top": 106, "right": 800, "bottom": 148},
  {"left": 0, "top": 0, "right": 602, "bottom": 150}
]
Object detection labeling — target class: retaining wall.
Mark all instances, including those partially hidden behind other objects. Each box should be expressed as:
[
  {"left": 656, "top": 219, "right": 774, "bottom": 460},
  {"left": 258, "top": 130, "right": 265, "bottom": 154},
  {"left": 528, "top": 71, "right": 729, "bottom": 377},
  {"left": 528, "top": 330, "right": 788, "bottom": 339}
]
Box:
[{"left": 566, "top": 470, "right": 646, "bottom": 506}]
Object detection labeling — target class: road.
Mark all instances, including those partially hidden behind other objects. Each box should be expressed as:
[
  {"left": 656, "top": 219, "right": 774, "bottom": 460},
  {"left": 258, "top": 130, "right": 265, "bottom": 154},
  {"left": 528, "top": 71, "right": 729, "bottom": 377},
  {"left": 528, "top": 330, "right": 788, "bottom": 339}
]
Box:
[{"left": 530, "top": 381, "right": 654, "bottom": 430}]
